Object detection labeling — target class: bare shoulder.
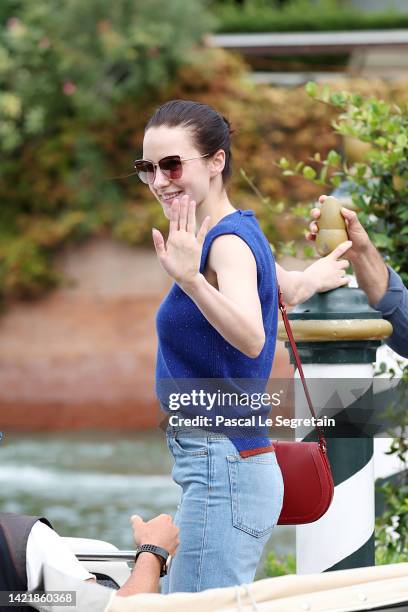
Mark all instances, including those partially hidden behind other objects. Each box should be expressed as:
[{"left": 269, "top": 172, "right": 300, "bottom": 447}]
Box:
[{"left": 207, "top": 234, "right": 256, "bottom": 272}]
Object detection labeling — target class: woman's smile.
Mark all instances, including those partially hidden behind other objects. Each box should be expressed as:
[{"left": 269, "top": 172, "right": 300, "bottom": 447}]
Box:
[{"left": 158, "top": 190, "right": 184, "bottom": 204}]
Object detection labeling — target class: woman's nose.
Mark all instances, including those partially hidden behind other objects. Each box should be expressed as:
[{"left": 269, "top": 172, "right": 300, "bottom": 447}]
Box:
[{"left": 153, "top": 166, "right": 170, "bottom": 189}]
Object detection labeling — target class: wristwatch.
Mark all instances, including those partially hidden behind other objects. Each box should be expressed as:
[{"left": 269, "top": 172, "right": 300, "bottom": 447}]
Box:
[{"left": 134, "top": 544, "right": 169, "bottom": 577}]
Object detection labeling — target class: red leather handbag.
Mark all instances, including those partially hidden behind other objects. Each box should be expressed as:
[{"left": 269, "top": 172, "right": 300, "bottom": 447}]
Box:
[{"left": 276, "top": 288, "right": 334, "bottom": 525}]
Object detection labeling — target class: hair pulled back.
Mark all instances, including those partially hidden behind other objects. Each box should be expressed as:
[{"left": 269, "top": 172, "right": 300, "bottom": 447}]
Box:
[{"left": 145, "top": 100, "right": 233, "bottom": 183}]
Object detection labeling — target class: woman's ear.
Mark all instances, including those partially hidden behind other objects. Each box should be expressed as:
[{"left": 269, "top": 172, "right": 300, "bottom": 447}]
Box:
[{"left": 209, "top": 149, "right": 225, "bottom": 177}]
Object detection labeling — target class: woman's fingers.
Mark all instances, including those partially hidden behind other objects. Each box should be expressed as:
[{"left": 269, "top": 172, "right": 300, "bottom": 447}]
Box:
[
  {"left": 170, "top": 199, "right": 180, "bottom": 234},
  {"left": 197, "top": 215, "right": 211, "bottom": 245},
  {"left": 152, "top": 228, "right": 166, "bottom": 258},
  {"left": 170, "top": 196, "right": 196, "bottom": 233},
  {"left": 338, "top": 259, "right": 350, "bottom": 269},
  {"left": 179, "top": 195, "right": 188, "bottom": 231},
  {"left": 328, "top": 240, "right": 352, "bottom": 260},
  {"left": 187, "top": 199, "right": 196, "bottom": 233}
]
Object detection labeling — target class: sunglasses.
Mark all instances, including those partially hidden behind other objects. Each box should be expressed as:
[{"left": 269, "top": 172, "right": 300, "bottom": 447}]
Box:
[{"left": 133, "top": 154, "right": 209, "bottom": 185}]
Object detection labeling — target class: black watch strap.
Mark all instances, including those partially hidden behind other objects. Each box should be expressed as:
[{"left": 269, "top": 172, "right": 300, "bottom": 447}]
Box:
[{"left": 134, "top": 544, "right": 169, "bottom": 577}]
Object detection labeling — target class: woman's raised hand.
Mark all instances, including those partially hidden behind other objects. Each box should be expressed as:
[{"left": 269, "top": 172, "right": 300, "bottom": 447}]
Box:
[{"left": 152, "top": 195, "right": 211, "bottom": 288}]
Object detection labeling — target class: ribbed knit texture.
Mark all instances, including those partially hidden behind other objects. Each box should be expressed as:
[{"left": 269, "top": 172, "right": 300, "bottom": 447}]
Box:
[{"left": 156, "top": 210, "right": 278, "bottom": 456}]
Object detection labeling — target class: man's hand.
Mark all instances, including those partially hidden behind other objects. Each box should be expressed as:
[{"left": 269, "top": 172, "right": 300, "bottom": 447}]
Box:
[
  {"left": 117, "top": 514, "right": 180, "bottom": 596},
  {"left": 307, "top": 194, "right": 389, "bottom": 305},
  {"left": 306, "top": 194, "right": 370, "bottom": 263},
  {"left": 131, "top": 514, "right": 180, "bottom": 557}
]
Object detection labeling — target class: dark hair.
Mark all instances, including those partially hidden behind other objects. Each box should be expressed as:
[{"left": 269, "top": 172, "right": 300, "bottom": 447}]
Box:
[{"left": 145, "top": 99, "right": 233, "bottom": 183}]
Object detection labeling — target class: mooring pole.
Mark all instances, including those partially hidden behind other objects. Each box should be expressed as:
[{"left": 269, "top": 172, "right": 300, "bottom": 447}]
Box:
[{"left": 279, "top": 288, "right": 391, "bottom": 573}]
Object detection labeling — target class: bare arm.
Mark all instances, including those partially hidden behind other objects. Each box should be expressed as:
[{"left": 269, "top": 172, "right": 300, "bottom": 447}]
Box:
[
  {"left": 117, "top": 554, "right": 162, "bottom": 596},
  {"left": 337, "top": 208, "right": 388, "bottom": 304},
  {"left": 276, "top": 263, "right": 314, "bottom": 307},
  {"left": 117, "top": 514, "right": 179, "bottom": 597},
  {"left": 152, "top": 197, "right": 265, "bottom": 358},
  {"left": 352, "top": 242, "right": 389, "bottom": 304},
  {"left": 276, "top": 240, "right": 352, "bottom": 307},
  {"left": 181, "top": 234, "right": 265, "bottom": 358}
]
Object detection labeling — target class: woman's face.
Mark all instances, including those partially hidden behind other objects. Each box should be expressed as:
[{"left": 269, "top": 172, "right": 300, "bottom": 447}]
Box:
[{"left": 142, "top": 125, "right": 213, "bottom": 220}]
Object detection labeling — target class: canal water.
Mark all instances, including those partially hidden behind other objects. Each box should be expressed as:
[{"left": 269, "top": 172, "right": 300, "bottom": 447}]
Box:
[{"left": 0, "top": 431, "right": 294, "bottom": 578}]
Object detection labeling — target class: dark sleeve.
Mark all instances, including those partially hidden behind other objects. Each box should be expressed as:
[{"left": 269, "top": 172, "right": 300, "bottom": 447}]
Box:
[{"left": 374, "top": 267, "right": 408, "bottom": 358}]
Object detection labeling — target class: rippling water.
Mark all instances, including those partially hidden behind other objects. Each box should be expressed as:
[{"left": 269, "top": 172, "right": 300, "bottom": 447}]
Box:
[{"left": 0, "top": 431, "right": 293, "bottom": 577}]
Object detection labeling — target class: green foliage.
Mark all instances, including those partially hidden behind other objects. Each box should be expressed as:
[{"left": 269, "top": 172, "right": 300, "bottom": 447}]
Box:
[
  {"left": 213, "top": 0, "right": 408, "bottom": 33},
  {"left": 279, "top": 83, "right": 408, "bottom": 284},
  {"left": 375, "top": 365, "right": 408, "bottom": 564},
  {"left": 0, "top": 236, "right": 60, "bottom": 299},
  {"left": 279, "top": 86, "right": 408, "bottom": 565},
  {"left": 0, "top": 0, "right": 213, "bottom": 299},
  {"left": 0, "top": 0, "right": 213, "bottom": 151},
  {"left": 264, "top": 550, "right": 296, "bottom": 577},
  {"left": 3, "top": 1, "right": 408, "bottom": 302},
  {"left": 5, "top": 28, "right": 308, "bottom": 301}
]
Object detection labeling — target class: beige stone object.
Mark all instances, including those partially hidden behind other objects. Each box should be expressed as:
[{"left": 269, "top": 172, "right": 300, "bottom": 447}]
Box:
[
  {"left": 315, "top": 196, "right": 348, "bottom": 256},
  {"left": 278, "top": 318, "right": 393, "bottom": 342}
]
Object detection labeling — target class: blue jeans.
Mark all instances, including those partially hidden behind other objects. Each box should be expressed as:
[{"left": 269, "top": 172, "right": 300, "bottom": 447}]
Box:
[{"left": 161, "top": 427, "right": 284, "bottom": 593}]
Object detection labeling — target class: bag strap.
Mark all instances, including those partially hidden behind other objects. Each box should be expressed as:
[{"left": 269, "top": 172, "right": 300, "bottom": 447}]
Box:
[{"left": 278, "top": 286, "right": 327, "bottom": 453}]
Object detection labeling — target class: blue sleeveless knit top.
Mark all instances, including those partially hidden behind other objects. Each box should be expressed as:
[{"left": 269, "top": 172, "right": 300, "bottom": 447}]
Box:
[{"left": 156, "top": 209, "right": 278, "bottom": 456}]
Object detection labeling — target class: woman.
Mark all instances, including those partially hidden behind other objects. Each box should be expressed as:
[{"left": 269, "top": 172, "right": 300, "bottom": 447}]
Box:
[{"left": 135, "top": 100, "right": 350, "bottom": 592}]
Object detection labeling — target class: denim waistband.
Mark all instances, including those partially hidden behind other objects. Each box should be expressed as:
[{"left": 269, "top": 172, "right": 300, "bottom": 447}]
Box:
[{"left": 166, "top": 425, "right": 228, "bottom": 440}]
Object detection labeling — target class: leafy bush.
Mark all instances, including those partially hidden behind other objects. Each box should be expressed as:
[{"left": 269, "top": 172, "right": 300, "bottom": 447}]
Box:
[
  {"left": 277, "top": 84, "right": 408, "bottom": 565},
  {"left": 376, "top": 478, "right": 408, "bottom": 564},
  {"left": 213, "top": 0, "right": 408, "bottom": 33},
  {"left": 375, "top": 365, "right": 408, "bottom": 564},
  {"left": 2, "top": 1, "right": 408, "bottom": 301},
  {"left": 0, "top": 0, "right": 213, "bottom": 299},
  {"left": 277, "top": 82, "right": 408, "bottom": 284},
  {"left": 0, "top": 27, "right": 341, "bottom": 301},
  {"left": 0, "top": 0, "right": 213, "bottom": 151},
  {"left": 264, "top": 550, "right": 296, "bottom": 577}
]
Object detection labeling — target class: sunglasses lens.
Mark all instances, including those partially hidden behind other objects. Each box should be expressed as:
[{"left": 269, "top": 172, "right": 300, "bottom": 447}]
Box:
[
  {"left": 134, "top": 160, "right": 154, "bottom": 184},
  {"left": 159, "top": 156, "right": 182, "bottom": 179}
]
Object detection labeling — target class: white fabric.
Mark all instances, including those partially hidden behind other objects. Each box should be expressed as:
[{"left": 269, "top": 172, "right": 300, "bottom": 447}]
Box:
[
  {"left": 26, "top": 522, "right": 94, "bottom": 590},
  {"left": 107, "top": 563, "right": 408, "bottom": 612},
  {"left": 34, "top": 566, "right": 114, "bottom": 612},
  {"left": 38, "top": 563, "right": 408, "bottom": 612}
]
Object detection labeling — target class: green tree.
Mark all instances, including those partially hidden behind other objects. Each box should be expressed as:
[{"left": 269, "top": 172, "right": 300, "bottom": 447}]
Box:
[
  {"left": 0, "top": 0, "right": 213, "bottom": 152},
  {"left": 277, "top": 83, "right": 408, "bottom": 564},
  {"left": 0, "top": 0, "right": 213, "bottom": 298},
  {"left": 278, "top": 83, "right": 408, "bottom": 284}
]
